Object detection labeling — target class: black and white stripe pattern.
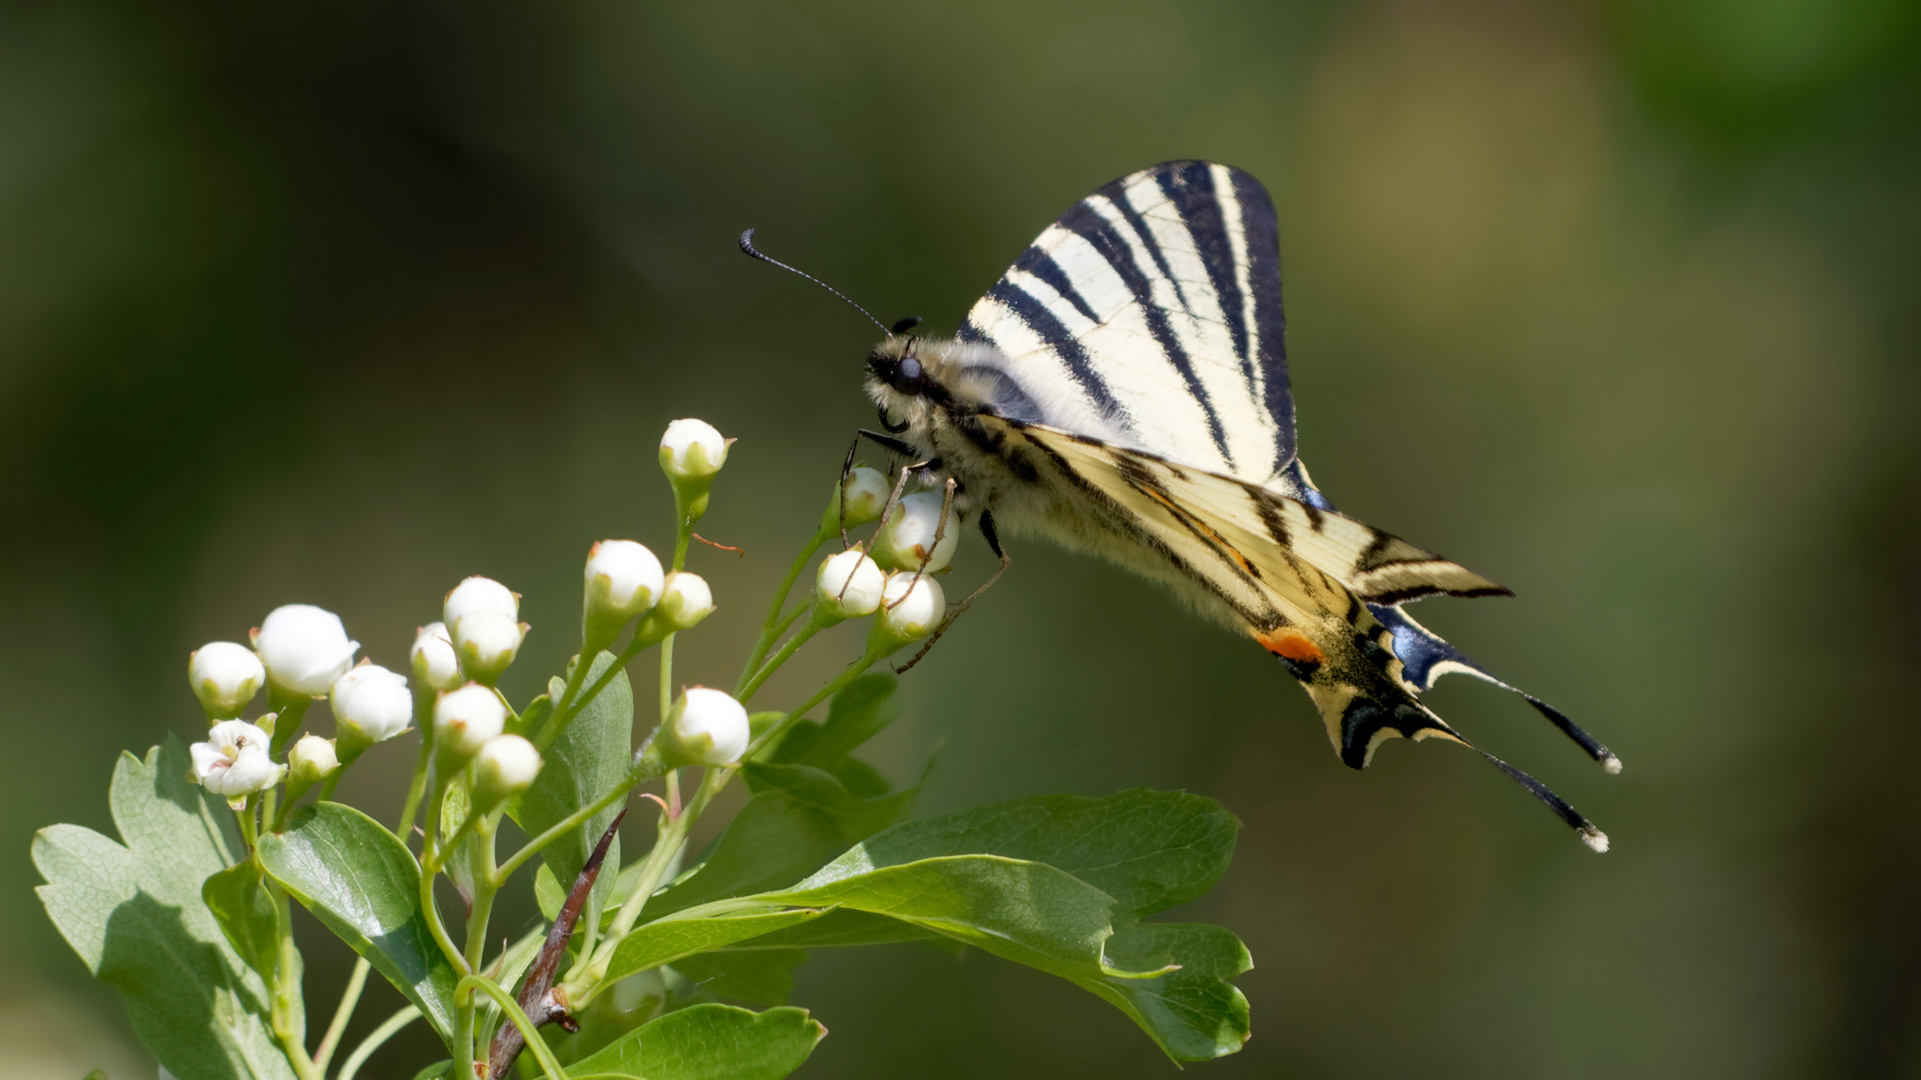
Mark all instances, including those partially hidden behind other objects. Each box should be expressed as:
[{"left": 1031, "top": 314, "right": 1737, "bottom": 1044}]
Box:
[{"left": 958, "top": 161, "right": 1296, "bottom": 486}]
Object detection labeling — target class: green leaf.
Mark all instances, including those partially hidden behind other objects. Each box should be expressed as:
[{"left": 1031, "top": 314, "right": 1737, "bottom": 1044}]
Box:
[
  {"left": 509, "top": 692, "right": 553, "bottom": 741},
  {"left": 407, "top": 1061, "right": 453, "bottom": 1080},
  {"left": 767, "top": 673, "right": 897, "bottom": 767},
  {"left": 740, "top": 763, "right": 915, "bottom": 843},
  {"left": 567, "top": 1004, "right": 825, "bottom": 1080},
  {"left": 201, "top": 861, "right": 283, "bottom": 988},
  {"left": 437, "top": 775, "right": 477, "bottom": 909},
  {"left": 600, "top": 907, "right": 829, "bottom": 988},
  {"left": 509, "top": 652, "right": 631, "bottom": 931},
  {"left": 643, "top": 792, "right": 850, "bottom": 921},
  {"left": 749, "top": 789, "right": 1251, "bottom": 1062},
  {"left": 766, "top": 855, "right": 1126, "bottom": 976},
  {"left": 32, "top": 738, "right": 295, "bottom": 1080},
  {"left": 670, "top": 949, "right": 808, "bottom": 1006},
  {"left": 841, "top": 788, "right": 1239, "bottom": 917},
  {"left": 533, "top": 862, "right": 566, "bottom": 922},
  {"left": 256, "top": 802, "right": 459, "bottom": 1039},
  {"left": 729, "top": 907, "right": 936, "bottom": 949}
]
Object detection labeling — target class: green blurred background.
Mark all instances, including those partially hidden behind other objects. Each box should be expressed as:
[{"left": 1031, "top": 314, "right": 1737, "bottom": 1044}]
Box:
[{"left": 6, "top": 0, "right": 1920, "bottom": 1075}]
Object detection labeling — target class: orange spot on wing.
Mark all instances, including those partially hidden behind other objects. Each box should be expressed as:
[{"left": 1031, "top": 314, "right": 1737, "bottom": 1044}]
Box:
[{"left": 1254, "top": 629, "right": 1324, "bottom": 665}]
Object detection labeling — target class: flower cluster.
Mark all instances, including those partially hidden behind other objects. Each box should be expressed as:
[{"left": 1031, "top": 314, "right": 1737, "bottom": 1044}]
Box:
[{"left": 55, "top": 414, "right": 1065, "bottom": 1080}]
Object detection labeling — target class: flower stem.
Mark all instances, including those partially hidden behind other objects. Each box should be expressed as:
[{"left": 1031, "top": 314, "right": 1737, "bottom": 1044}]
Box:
[
  {"left": 267, "top": 881, "right": 321, "bottom": 1080},
  {"left": 659, "top": 631, "right": 676, "bottom": 723},
  {"left": 463, "top": 817, "right": 500, "bottom": 972},
  {"left": 395, "top": 729, "right": 433, "bottom": 847},
  {"left": 736, "top": 527, "right": 831, "bottom": 694},
  {"left": 458, "top": 974, "right": 568, "bottom": 1080},
  {"left": 738, "top": 609, "right": 830, "bottom": 705},
  {"left": 493, "top": 765, "right": 650, "bottom": 886},
  {"left": 335, "top": 1005, "right": 418, "bottom": 1080},
  {"left": 418, "top": 778, "right": 471, "bottom": 977},
  {"left": 311, "top": 956, "right": 369, "bottom": 1075}
]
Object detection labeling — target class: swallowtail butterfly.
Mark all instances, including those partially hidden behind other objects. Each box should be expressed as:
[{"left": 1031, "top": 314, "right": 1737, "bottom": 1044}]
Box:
[{"left": 749, "top": 160, "right": 1617, "bottom": 851}]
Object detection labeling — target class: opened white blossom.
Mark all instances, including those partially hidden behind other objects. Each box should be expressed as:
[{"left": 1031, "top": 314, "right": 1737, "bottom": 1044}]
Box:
[
  {"left": 875, "top": 572, "right": 946, "bottom": 644},
  {"left": 870, "top": 492, "right": 960, "bottom": 573},
  {"left": 667, "top": 687, "right": 750, "bottom": 766},
  {"left": 815, "top": 548, "right": 886, "bottom": 619},
  {"left": 287, "top": 734, "right": 340, "bottom": 785},
  {"left": 435, "top": 683, "right": 507, "bottom": 759},
  {"left": 187, "top": 642, "right": 265, "bottom": 719},
  {"left": 410, "top": 622, "right": 462, "bottom": 692},
  {"left": 833, "top": 466, "right": 891, "bottom": 527},
  {"left": 330, "top": 664, "right": 412, "bottom": 744},
  {"left": 189, "top": 720, "right": 285, "bottom": 798},
  {"left": 654, "top": 572, "right": 715, "bottom": 631},
  {"left": 254, "top": 605, "right": 359, "bottom": 697},
  {"left": 474, "top": 734, "right": 542, "bottom": 806},
  {"left": 451, "top": 612, "right": 525, "bottom": 685},
  {"left": 444, "top": 576, "right": 519, "bottom": 629},
  {"left": 659, "top": 418, "right": 730, "bottom": 481}
]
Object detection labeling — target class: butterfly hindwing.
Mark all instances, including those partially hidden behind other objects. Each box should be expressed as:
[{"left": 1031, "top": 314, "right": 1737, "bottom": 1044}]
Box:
[
  {"left": 958, "top": 161, "right": 1296, "bottom": 486},
  {"left": 987, "top": 416, "right": 1609, "bottom": 849}
]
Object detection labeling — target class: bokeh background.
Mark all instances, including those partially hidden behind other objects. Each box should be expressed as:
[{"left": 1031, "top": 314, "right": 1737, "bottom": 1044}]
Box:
[{"left": 5, "top": 0, "right": 1919, "bottom": 1076}]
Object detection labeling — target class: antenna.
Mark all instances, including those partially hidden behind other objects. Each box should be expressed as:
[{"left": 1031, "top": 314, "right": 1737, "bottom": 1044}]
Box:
[{"left": 738, "top": 229, "right": 891, "bottom": 337}]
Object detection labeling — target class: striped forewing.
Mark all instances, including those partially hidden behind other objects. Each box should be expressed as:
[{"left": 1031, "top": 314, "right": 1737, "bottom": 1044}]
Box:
[{"left": 959, "top": 161, "right": 1297, "bottom": 486}]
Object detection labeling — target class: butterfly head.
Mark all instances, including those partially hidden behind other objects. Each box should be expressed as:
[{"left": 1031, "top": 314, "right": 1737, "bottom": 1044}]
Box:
[{"left": 865, "top": 334, "right": 1005, "bottom": 441}]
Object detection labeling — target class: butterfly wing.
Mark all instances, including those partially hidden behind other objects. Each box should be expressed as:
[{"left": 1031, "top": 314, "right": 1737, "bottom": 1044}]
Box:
[
  {"left": 956, "top": 161, "right": 1296, "bottom": 487},
  {"left": 987, "top": 416, "right": 1610, "bottom": 850}
]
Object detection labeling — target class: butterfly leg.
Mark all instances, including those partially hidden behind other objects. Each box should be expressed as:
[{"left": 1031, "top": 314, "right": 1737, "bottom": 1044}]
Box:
[
  {"left": 872, "top": 455, "right": 942, "bottom": 557},
  {"left": 893, "top": 509, "right": 1011, "bottom": 674},
  {"left": 890, "top": 474, "right": 959, "bottom": 603}
]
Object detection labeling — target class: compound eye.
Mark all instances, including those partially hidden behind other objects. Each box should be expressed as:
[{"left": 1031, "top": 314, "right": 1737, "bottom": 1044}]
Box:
[{"left": 889, "top": 356, "right": 924, "bottom": 395}]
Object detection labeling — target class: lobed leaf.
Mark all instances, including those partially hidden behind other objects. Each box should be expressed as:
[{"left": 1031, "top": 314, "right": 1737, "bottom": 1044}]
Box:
[
  {"left": 32, "top": 739, "right": 294, "bottom": 1080},
  {"left": 257, "top": 802, "right": 459, "bottom": 1039},
  {"left": 566, "top": 1004, "right": 825, "bottom": 1080},
  {"left": 749, "top": 789, "right": 1251, "bottom": 1061}
]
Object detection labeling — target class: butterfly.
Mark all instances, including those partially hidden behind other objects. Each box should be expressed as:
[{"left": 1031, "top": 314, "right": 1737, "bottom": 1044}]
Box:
[{"left": 746, "top": 160, "right": 1616, "bottom": 851}]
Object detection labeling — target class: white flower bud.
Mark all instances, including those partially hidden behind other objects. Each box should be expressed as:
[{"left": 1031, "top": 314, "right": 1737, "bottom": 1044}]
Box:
[
  {"left": 444, "top": 576, "right": 519, "bottom": 629},
  {"left": 585, "top": 540, "right": 665, "bottom": 617},
  {"left": 827, "top": 466, "right": 892, "bottom": 529},
  {"left": 330, "top": 664, "right": 413, "bottom": 745},
  {"left": 875, "top": 572, "right": 945, "bottom": 644},
  {"left": 287, "top": 734, "right": 340, "bottom": 786},
  {"left": 451, "top": 612, "right": 526, "bottom": 685},
  {"left": 473, "top": 734, "right": 542, "bottom": 808},
  {"left": 815, "top": 548, "right": 886, "bottom": 619},
  {"left": 583, "top": 540, "right": 665, "bottom": 651},
  {"left": 187, "top": 642, "right": 265, "bottom": 719},
  {"left": 410, "top": 622, "right": 462, "bottom": 692},
  {"left": 434, "top": 684, "right": 507, "bottom": 760},
  {"left": 870, "top": 492, "right": 960, "bottom": 573},
  {"left": 189, "top": 720, "right": 285, "bottom": 800},
  {"left": 659, "top": 418, "right": 730, "bottom": 481},
  {"left": 666, "top": 687, "right": 750, "bottom": 766},
  {"left": 254, "top": 605, "right": 360, "bottom": 698},
  {"left": 654, "top": 572, "right": 715, "bottom": 631}
]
